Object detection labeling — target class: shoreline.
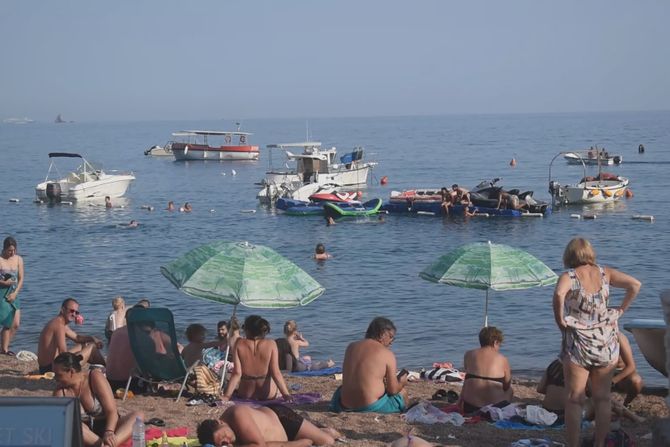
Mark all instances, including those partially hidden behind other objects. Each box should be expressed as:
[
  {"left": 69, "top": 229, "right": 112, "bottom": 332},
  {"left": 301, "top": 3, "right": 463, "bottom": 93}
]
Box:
[{"left": 1, "top": 356, "right": 667, "bottom": 446}]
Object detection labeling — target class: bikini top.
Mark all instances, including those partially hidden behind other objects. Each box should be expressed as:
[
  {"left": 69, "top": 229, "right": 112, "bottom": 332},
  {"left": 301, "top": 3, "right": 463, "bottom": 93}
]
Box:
[
  {"left": 464, "top": 372, "right": 505, "bottom": 384},
  {"left": 61, "top": 374, "right": 104, "bottom": 421}
]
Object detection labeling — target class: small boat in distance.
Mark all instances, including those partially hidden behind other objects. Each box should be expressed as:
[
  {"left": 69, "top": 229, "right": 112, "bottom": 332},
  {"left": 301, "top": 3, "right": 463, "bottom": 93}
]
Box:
[
  {"left": 623, "top": 319, "right": 667, "bottom": 377},
  {"left": 3, "top": 117, "right": 34, "bottom": 124},
  {"left": 170, "top": 130, "right": 259, "bottom": 161},
  {"left": 144, "top": 142, "right": 174, "bottom": 157},
  {"left": 35, "top": 153, "right": 135, "bottom": 202},
  {"left": 564, "top": 148, "right": 622, "bottom": 166}
]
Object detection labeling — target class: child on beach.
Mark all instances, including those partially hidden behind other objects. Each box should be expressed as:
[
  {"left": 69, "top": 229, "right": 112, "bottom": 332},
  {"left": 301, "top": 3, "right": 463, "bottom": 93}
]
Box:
[
  {"left": 182, "top": 323, "right": 225, "bottom": 367},
  {"left": 314, "top": 243, "right": 332, "bottom": 260},
  {"left": 284, "top": 320, "right": 334, "bottom": 371},
  {"left": 104, "top": 296, "right": 126, "bottom": 341}
]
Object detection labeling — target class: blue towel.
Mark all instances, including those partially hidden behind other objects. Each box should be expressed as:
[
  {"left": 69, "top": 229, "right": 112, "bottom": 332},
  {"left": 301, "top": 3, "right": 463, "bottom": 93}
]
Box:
[
  {"left": 494, "top": 420, "right": 564, "bottom": 430},
  {"left": 289, "top": 366, "right": 341, "bottom": 376}
]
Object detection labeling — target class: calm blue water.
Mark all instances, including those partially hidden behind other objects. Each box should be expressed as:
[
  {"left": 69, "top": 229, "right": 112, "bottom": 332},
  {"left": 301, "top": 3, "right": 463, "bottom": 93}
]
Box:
[{"left": 1, "top": 112, "right": 669, "bottom": 385}]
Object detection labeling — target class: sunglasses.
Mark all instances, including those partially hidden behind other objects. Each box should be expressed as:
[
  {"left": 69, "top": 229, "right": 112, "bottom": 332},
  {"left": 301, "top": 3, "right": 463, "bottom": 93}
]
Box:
[{"left": 66, "top": 308, "right": 80, "bottom": 315}]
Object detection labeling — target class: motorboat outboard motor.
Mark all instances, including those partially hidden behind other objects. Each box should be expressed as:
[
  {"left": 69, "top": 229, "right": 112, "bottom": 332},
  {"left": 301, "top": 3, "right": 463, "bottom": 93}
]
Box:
[{"left": 46, "top": 182, "right": 62, "bottom": 202}]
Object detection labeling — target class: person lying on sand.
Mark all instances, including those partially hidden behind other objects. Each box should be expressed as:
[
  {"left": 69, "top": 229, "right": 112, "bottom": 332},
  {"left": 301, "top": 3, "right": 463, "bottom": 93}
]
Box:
[
  {"left": 460, "top": 326, "right": 513, "bottom": 414},
  {"left": 37, "top": 298, "right": 105, "bottom": 374},
  {"left": 330, "top": 316, "right": 408, "bottom": 413},
  {"left": 537, "top": 357, "right": 645, "bottom": 424},
  {"left": 198, "top": 403, "right": 341, "bottom": 446}
]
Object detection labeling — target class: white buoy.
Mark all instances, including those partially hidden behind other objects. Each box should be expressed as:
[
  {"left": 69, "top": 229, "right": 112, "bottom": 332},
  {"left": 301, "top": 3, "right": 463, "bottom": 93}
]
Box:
[
  {"left": 231, "top": 169, "right": 237, "bottom": 176},
  {"left": 632, "top": 215, "right": 655, "bottom": 222},
  {"left": 210, "top": 209, "right": 216, "bottom": 213},
  {"left": 241, "top": 209, "right": 257, "bottom": 214},
  {"left": 416, "top": 211, "right": 436, "bottom": 216},
  {"left": 9, "top": 198, "right": 19, "bottom": 203},
  {"left": 570, "top": 214, "right": 581, "bottom": 219},
  {"left": 221, "top": 172, "right": 226, "bottom": 176},
  {"left": 582, "top": 214, "right": 597, "bottom": 220},
  {"left": 521, "top": 213, "right": 543, "bottom": 217},
  {"left": 473, "top": 213, "right": 490, "bottom": 217}
]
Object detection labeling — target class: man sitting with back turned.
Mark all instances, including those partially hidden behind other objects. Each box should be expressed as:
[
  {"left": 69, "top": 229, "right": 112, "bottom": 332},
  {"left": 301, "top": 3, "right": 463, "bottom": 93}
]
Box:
[
  {"left": 330, "top": 316, "right": 408, "bottom": 413},
  {"left": 37, "top": 298, "right": 105, "bottom": 373}
]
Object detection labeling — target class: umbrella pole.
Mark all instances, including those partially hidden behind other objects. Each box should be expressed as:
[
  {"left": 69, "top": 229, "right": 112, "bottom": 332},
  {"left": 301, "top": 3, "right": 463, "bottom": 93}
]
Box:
[
  {"left": 219, "top": 305, "right": 237, "bottom": 393},
  {"left": 484, "top": 290, "right": 489, "bottom": 327}
]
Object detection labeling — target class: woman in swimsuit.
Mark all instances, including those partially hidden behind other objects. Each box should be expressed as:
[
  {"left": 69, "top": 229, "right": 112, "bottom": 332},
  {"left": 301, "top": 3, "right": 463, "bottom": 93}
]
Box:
[
  {"left": 0, "top": 236, "right": 24, "bottom": 356},
  {"left": 53, "top": 352, "right": 143, "bottom": 447},
  {"left": 222, "top": 315, "right": 292, "bottom": 401},
  {"left": 460, "top": 326, "right": 513, "bottom": 414},
  {"left": 553, "top": 238, "right": 640, "bottom": 447}
]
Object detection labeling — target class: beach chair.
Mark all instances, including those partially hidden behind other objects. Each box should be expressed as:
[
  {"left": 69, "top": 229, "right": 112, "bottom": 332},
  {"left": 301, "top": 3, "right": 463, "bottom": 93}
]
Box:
[{"left": 123, "top": 307, "right": 195, "bottom": 402}]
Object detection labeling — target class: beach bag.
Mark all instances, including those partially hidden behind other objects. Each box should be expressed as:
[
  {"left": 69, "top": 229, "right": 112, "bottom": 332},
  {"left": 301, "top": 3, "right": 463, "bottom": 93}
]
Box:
[{"left": 192, "top": 364, "right": 220, "bottom": 396}]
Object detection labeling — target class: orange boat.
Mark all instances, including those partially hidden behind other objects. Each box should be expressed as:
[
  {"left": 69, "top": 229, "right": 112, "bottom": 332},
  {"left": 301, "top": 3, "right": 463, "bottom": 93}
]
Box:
[{"left": 171, "top": 130, "right": 259, "bottom": 161}]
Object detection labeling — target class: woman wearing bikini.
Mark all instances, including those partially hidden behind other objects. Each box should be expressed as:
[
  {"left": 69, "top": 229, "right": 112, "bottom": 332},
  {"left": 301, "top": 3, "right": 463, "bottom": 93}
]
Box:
[
  {"left": 0, "top": 236, "right": 24, "bottom": 356},
  {"left": 222, "top": 315, "right": 292, "bottom": 401},
  {"left": 53, "top": 352, "right": 143, "bottom": 447},
  {"left": 553, "top": 238, "right": 640, "bottom": 447},
  {"left": 460, "top": 326, "right": 513, "bottom": 414}
]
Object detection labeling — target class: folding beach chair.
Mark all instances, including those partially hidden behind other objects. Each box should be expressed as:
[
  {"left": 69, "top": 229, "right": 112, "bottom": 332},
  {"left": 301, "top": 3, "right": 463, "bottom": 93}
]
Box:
[{"left": 123, "top": 307, "right": 195, "bottom": 402}]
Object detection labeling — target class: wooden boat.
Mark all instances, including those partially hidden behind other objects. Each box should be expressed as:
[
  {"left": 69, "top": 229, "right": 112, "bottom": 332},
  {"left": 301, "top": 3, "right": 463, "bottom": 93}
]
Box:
[
  {"left": 623, "top": 319, "right": 666, "bottom": 377},
  {"left": 171, "top": 130, "right": 259, "bottom": 161}
]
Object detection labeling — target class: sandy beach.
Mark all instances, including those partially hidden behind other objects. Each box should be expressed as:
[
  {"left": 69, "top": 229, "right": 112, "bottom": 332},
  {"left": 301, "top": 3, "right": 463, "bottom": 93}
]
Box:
[{"left": 1, "top": 356, "right": 667, "bottom": 446}]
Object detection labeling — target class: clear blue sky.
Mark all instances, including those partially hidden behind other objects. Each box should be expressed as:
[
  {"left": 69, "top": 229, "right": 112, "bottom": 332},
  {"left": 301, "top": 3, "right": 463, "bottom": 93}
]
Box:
[{"left": 1, "top": 0, "right": 669, "bottom": 121}]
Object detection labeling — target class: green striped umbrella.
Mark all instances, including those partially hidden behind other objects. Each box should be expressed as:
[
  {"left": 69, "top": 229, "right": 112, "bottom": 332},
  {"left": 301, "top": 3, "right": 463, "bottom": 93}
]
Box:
[
  {"left": 419, "top": 241, "right": 557, "bottom": 326},
  {"left": 161, "top": 240, "right": 325, "bottom": 309}
]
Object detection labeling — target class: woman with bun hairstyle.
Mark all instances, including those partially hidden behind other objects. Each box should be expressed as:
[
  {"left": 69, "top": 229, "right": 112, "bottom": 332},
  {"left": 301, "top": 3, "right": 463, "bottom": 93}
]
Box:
[
  {"left": 52, "top": 352, "right": 143, "bottom": 447},
  {"left": 222, "top": 315, "right": 292, "bottom": 402}
]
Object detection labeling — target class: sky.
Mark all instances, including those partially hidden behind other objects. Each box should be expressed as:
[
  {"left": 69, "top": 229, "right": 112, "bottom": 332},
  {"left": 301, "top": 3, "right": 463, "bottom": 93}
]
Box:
[{"left": 1, "top": 0, "right": 669, "bottom": 121}]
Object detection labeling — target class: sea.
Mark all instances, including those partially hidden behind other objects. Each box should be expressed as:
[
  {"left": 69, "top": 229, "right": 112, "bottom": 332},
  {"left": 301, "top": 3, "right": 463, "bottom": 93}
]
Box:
[{"left": 1, "top": 112, "right": 669, "bottom": 386}]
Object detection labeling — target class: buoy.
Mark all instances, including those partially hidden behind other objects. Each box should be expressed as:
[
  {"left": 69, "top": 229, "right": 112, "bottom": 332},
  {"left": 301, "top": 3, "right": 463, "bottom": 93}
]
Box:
[
  {"left": 210, "top": 209, "right": 216, "bottom": 213},
  {"left": 416, "top": 211, "right": 436, "bottom": 216},
  {"left": 9, "top": 198, "right": 19, "bottom": 203},
  {"left": 509, "top": 158, "right": 517, "bottom": 167},
  {"left": 602, "top": 189, "right": 613, "bottom": 197},
  {"left": 241, "top": 209, "right": 257, "bottom": 214},
  {"left": 521, "top": 213, "right": 543, "bottom": 217},
  {"left": 632, "top": 215, "right": 654, "bottom": 222},
  {"left": 570, "top": 214, "right": 582, "bottom": 219},
  {"left": 625, "top": 189, "right": 633, "bottom": 199},
  {"left": 221, "top": 172, "right": 226, "bottom": 176},
  {"left": 231, "top": 169, "right": 237, "bottom": 176},
  {"left": 582, "top": 214, "right": 597, "bottom": 220},
  {"left": 380, "top": 176, "right": 389, "bottom": 186}
]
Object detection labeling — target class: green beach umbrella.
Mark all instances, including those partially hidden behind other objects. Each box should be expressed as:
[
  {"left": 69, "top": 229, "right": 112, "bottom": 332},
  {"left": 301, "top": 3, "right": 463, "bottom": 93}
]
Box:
[
  {"left": 160, "top": 240, "right": 325, "bottom": 309},
  {"left": 419, "top": 241, "right": 558, "bottom": 327}
]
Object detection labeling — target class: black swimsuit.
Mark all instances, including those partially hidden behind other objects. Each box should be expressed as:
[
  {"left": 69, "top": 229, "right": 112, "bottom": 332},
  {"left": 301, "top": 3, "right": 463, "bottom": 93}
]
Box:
[
  {"left": 464, "top": 372, "right": 505, "bottom": 384},
  {"left": 266, "top": 404, "right": 304, "bottom": 441}
]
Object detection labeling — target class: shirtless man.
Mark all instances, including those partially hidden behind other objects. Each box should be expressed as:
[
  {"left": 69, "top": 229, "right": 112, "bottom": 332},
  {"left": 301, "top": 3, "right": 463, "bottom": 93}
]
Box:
[
  {"left": 330, "top": 317, "right": 408, "bottom": 413},
  {"left": 197, "top": 404, "right": 339, "bottom": 446},
  {"left": 37, "top": 298, "right": 105, "bottom": 373},
  {"left": 451, "top": 184, "right": 471, "bottom": 206}
]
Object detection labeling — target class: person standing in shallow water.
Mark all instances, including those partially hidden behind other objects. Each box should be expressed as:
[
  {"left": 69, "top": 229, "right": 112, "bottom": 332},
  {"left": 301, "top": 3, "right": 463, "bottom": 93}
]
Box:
[
  {"left": 553, "top": 237, "right": 640, "bottom": 447},
  {"left": 0, "top": 236, "right": 24, "bottom": 356}
]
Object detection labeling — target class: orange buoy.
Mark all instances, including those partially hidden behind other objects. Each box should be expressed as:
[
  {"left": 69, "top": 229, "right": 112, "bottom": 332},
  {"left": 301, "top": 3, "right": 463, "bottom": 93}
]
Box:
[
  {"left": 380, "top": 176, "right": 389, "bottom": 186},
  {"left": 509, "top": 158, "right": 517, "bottom": 167},
  {"left": 625, "top": 189, "right": 634, "bottom": 198}
]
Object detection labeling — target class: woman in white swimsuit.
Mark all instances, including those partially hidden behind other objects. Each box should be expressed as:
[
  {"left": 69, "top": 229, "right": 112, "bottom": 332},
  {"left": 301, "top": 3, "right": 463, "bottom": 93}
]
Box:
[{"left": 553, "top": 238, "right": 640, "bottom": 447}]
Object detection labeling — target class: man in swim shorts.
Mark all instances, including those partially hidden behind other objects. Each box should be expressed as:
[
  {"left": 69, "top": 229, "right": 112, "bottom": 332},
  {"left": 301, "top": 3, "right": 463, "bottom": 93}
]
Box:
[
  {"left": 197, "top": 404, "right": 340, "bottom": 446},
  {"left": 37, "top": 298, "right": 105, "bottom": 373},
  {"left": 330, "top": 316, "right": 408, "bottom": 413}
]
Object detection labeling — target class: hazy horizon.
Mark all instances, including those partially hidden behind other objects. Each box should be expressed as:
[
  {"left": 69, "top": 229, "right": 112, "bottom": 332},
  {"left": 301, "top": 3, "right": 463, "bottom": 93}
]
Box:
[{"left": 2, "top": 0, "right": 669, "bottom": 122}]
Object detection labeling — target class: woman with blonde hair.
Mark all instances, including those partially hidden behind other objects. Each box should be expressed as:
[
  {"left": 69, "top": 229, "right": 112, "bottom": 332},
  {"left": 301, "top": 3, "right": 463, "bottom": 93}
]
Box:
[
  {"left": 553, "top": 237, "right": 640, "bottom": 447},
  {"left": 283, "top": 320, "right": 334, "bottom": 372}
]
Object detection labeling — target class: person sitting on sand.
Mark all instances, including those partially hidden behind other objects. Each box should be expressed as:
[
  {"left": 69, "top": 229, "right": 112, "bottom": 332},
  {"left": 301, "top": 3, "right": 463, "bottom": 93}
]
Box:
[
  {"left": 330, "top": 316, "right": 408, "bottom": 413},
  {"left": 314, "top": 243, "right": 332, "bottom": 260},
  {"left": 53, "top": 352, "right": 143, "bottom": 447},
  {"left": 37, "top": 298, "right": 106, "bottom": 373},
  {"left": 280, "top": 320, "right": 335, "bottom": 372},
  {"left": 536, "top": 356, "right": 645, "bottom": 424},
  {"left": 222, "top": 315, "right": 292, "bottom": 401},
  {"left": 460, "top": 326, "right": 513, "bottom": 414},
  {"left": 181, "top": 323, "right": 225, "bottom": 368},
  {"left": 197, "top": 404, "right": 340, "bottom": 447},
  {"left": 104, "top": 296, "right": 126, "bottom": 341},
  {"left": 613, "top": 332, "right": 644, "bottom": 407}
]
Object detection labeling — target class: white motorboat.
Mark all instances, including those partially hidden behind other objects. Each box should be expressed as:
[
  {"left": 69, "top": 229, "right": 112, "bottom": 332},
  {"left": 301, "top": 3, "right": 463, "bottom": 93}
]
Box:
[
  {"left": 144, "top": 142, "right": 174, "bottom": 157},
  {"left": 549, "top": 151, "right": 629, "bottom": 206},
  {"left": 564, "top": 149, "right": 622, "bottom": 166},
  {"left": 624, "top": 319, "right": 666, "bottom": 377},
  {"left": 35, "top": 153, "right": 135, "bottom": 202},
  {"left": 257, "top": 142, "right": 376, "bottom": 204},
  {"left": 170, "top": 130, "right": 259, "bottom": 161}
]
